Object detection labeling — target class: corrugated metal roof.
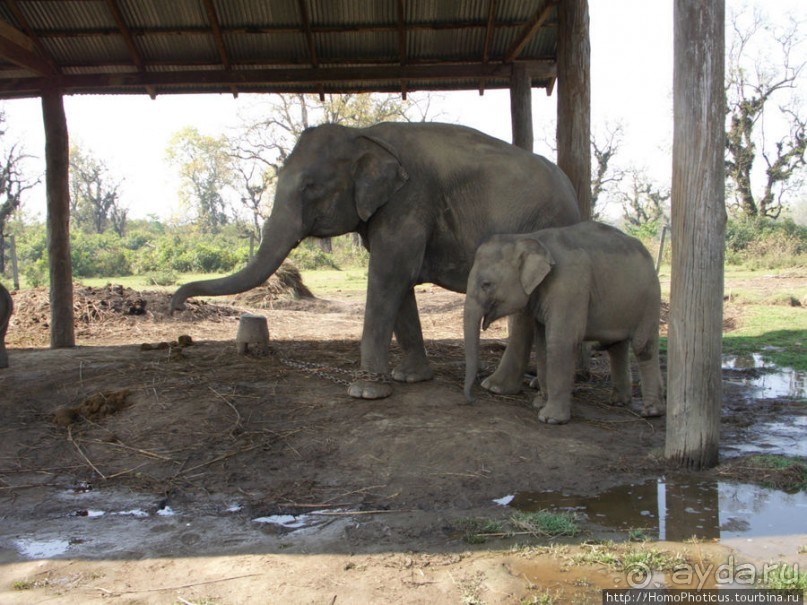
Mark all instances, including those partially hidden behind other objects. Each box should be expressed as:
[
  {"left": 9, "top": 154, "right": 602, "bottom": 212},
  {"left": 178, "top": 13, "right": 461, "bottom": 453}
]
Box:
[{"left": 0, "top": 0, "right": 559, "bottom": 99}]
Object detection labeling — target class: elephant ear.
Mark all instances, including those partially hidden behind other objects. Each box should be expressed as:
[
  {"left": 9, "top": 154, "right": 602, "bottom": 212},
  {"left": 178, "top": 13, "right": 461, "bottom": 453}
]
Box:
[
  {"left": 517, "top": 239, "right": 554, "bottom": 295},
  {"left": 354, "top": 136, "right": 409, "bottom": 221}
]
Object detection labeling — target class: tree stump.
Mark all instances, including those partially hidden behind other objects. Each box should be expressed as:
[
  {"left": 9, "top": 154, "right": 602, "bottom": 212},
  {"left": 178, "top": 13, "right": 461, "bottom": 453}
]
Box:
[{"left": 236, "top": 313, "right": 270, "bottom": 355}]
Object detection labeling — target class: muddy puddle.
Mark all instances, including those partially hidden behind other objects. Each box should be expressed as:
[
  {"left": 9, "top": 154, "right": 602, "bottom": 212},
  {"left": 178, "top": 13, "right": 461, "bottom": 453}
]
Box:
[
  {"left": 723, "top": 353, "right": 806, "bottom": 400},
  {"left": 722, "top": 353, "right": 807, "bottom": 458},
  {"left": 501, "top": 477, "right": 807, "bottom": 542},
  {"left": 494, "top": 355, "right": 807, "bottom": 563}
]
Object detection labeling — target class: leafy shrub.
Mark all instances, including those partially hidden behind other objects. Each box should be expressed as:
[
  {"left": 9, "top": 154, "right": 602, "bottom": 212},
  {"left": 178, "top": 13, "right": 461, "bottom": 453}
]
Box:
[
  {"left": 289, "top": 240, "right": 340, "bottom": 270},
  {"left": 146, "top": 270, "right": 178, "bottom": 286},
  {"left": 70, "top": 232, "right": 132, "bottom": 277},
  {"left": 725, "top": 217, "right": 807, "bottom": 268}
]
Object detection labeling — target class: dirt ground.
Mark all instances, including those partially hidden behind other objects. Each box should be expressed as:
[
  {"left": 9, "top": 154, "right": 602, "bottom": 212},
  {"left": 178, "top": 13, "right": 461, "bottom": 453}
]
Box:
[{"left": 0, "top": 269, "right": 805, "bottom": 604}]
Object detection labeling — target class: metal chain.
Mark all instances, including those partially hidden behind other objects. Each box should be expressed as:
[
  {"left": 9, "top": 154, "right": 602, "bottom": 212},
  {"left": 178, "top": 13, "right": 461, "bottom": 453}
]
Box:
[{"left": 274, "top": 352, "right": 391, "bottom": 387}]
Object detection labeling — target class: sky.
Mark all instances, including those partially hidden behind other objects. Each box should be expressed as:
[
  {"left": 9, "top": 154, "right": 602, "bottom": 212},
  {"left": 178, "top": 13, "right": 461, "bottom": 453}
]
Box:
[{"left": 0, "top": 0, "right": 803, "bottom": 222}]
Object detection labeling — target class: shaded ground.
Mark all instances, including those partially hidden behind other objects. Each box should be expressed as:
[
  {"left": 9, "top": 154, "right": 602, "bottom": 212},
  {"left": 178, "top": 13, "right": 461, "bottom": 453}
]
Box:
[{"left": 0, "top": 269, "right": 805, "bottom": 604}]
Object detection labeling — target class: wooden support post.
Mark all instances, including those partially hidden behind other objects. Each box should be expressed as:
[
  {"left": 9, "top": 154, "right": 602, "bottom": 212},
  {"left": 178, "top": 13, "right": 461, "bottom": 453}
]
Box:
[
  {"left": 42, "top": 89, "right": 75, "bottom": 348},
  {"left": 510, "top": 61, "right": 533, "bottom": 151},
  {"left": 665, "top": 0, "right": 726, "bottom": 469},
  {"left": 556, "top": 0, "right": 592, "bottom": 219}
]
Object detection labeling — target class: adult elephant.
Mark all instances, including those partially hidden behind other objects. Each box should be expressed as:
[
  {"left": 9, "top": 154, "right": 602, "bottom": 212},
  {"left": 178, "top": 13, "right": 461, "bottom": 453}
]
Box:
[{"left": 171, "top": 122, "right": 580, "bottom": 399}]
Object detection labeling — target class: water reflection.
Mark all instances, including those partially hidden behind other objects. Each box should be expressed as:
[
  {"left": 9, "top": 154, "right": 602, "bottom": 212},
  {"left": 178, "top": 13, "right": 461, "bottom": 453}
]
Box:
[
  {"left": 509, "top": 477, "right": 807, "bottom": 541},
  {"left": 723, "top": 353, "right": 806, "bottom": 400}
]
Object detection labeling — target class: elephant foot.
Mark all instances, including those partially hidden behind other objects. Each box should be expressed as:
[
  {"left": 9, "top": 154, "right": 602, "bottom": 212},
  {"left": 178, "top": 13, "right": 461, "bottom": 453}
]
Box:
[
  {"left": 537, "top": 402, "right": 571, "bottom": 425},
  {"left": 608, "top": 388, "right": 631, "bottom": 407},
  {"left": 640, "top": 401, "right": 665, "bottom": 418},
  {"left": 391, "top": 358, "right": 434, "bottom": 384},
  {"left": 347, "top": 380, "right": 393, "bottom": 400},
  {"left": 480, "top": 369, "right": 523, "bottom": 395},
  {"left": 530, "top": 393, "right": 547, "bottom": 409}
]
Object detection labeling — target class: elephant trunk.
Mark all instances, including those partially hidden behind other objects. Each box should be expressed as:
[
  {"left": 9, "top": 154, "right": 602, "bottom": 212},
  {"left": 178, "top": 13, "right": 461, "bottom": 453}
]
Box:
[
  {"left": 463, "top": 297, "right": 483, "bottom": 403},
  {"left": 170, "top": 205, "right": 303, "bottom": 312}
]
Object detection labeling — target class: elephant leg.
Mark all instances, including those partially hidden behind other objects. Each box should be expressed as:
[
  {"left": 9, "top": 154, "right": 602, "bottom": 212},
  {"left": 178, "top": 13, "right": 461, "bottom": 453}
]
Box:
[
  {"left": 606, "top": 340, "right": 632, "bottom": 406},
  {"left": 391, "top": 288, "right": 434, "bottom": 383},
  {"left": 529, "top": 322, "right": 547, "bottom": 405},
  {"left": 481, "top": 312, "right": 533, "bottom": 395},
  {"left": 538, "top": 333, "right": 578, "bottom": 425},
  {"left": 634, "top": 336, "right": 666, "bottom": 417},
  {"left": 348, "top": 249, "right": 419, "bottom": 400}
]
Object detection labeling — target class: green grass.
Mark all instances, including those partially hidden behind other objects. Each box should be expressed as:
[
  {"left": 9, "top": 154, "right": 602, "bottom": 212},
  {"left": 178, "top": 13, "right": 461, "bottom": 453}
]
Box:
[
  {"left": 511, "top": 510, "right": 581, "bottom": 538},
  {"left": 573, "top": 542, "right": 689, "bottom": 573},
  {"left": 455, "top": 510, "right": 579, "bottom": 544},
  {"left": 75, "top": 269, "right": 370, "bottom": 300},
  {"left": 299, "top": 268, "right": 368, "bottom": 296},
  {"left": 758, "top": 562, "right": 807, "bottom": 591},
  {"left": 722, "top": 304, "right": 806, "bottom": 370}
]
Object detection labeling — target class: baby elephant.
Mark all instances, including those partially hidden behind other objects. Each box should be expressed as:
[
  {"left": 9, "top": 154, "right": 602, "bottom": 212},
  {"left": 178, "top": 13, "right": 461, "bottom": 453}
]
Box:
[
  {"left": 463, "top": 221, "right": 665, "bottom": 424},
  {"left": 0, "top": 282, "right": 11, "bottom": 368}
]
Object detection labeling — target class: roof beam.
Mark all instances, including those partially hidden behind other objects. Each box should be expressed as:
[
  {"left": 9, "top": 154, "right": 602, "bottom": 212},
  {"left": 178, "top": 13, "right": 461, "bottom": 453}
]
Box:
[
  {"left": 103, "top": 0, "right": 156, "bottom": 98},
  {"left": 397, "top": 0, "right": 407, "bottom": 98},
  {"left": 34, "top": 19, "right": 538, "bottom": 39},
  {"left": 0, "top": 18, "right": 56, "bottom": 76},
  {"left": 201, "top": 0, "right": 237, "bottom": 97},
  {"left": 297, "top": 0, "right": 318, "bottom": 68},
  {"left": 479, "top": 0, "right": 498, "bottom": 94},
  {"left": 504, "top": 0, "right": 555, "bottom": 63},
  {"left": 0, "top": 61, "right": 557, "bottom": 96},
  {"left": 3, "top": 0, "right": 58, "bottom": 75}
]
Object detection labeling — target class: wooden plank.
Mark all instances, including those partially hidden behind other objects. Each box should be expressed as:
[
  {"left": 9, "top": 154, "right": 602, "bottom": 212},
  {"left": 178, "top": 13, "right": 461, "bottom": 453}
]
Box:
[
  {"left": 665, "top": 0, "right": 725, "bottom": 470},
  {"left": 41, "top": 89, "right": 75, "bottom": 349},
  {"left": 556, "top": 0, "right": 591, "bottom": 219},
  {"left": 102, "top": 0, "right": 156, "bottom": 98},
  {"left": 0, "top": 19, "right": 56, "bottom": 76},
  {"left": 504, "top": 1, "right": 555, "bottom": 63}
]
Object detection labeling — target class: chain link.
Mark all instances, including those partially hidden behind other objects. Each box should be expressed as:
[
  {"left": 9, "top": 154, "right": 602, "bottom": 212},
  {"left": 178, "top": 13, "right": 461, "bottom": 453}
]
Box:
[{"left": 274, "top": 352, "right": 391, "bottom": 387}]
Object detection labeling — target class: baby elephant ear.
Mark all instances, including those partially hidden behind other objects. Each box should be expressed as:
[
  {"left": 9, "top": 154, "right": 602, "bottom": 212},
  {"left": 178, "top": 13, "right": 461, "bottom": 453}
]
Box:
[
  {"left": 354, "top": 136, "right": 409, "bottom": 221},
  {"left": 517, "top": 238, "right": 553, "bottom": 295}
]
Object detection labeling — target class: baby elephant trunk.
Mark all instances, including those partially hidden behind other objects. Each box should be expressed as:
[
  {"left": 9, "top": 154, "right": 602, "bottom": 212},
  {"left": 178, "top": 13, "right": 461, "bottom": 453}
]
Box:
[{"left": 463, "top": 297, "right": 483, "bottom": 403}]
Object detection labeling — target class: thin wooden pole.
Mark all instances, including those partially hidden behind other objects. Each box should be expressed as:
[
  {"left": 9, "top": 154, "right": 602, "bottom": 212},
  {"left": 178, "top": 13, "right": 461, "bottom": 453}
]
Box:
[
  {"left": 510, "top": 61, "right": 533, "bottom": 151},
  {"left": 9, "top": 235, "right": 19, "bottom": 290},
  {"left": 556, "top": 0, "right": 592, "bottom": 220},
  {"left": 42, "top": 89, "right": 75, "bottom": 348},
  {"left": 665, "top": 0, "right": 726, "bottom": 469}
]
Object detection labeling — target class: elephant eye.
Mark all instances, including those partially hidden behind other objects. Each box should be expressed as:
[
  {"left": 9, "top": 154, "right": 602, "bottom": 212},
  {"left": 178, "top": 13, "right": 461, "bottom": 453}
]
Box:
[{"left": 480, "top": 280, "right": 492, "bottom": 292}]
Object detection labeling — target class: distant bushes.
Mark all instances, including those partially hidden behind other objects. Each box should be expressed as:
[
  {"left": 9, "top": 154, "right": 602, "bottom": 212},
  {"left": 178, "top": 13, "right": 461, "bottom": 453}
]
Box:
[
  {"left": 9, "top": 215, "right": 802, "bottom": 287},
  {"left": 626, "top": 217, "right": 806, "bottom": 269},
  {"left": 725, "top": 217, "right": 807, "bottom": 269},
  {"left": 10, "top": 220, "right": 369, "bottom": 286}
]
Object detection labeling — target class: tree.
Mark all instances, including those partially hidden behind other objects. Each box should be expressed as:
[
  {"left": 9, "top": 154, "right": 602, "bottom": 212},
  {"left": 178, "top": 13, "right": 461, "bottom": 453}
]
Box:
[
  {"left": 725, "top": 7, "right": 807, "bottom": 219},
  {"left": 618, "top": 168, "right": 670, "bottom": 229},
  {"left": 590, "top": 123, "right": 625, "bottom": 219},
  {"left": 0, "top": 107, "right": 40, "bottom": 275},
  {"left": 0, "top": 143, "right": 38, "bottom": 274},
  {"left": 166, "top": 127, "right": 234, "bottom": 234},
  {"left": 69, "top": 145, "right": 128, "bottom": 236}
]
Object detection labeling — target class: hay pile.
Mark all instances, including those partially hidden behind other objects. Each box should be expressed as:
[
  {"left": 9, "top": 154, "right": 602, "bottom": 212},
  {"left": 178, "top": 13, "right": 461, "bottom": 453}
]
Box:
[{"left": 233, "top": 262, "right": 314, "bottom": 307}]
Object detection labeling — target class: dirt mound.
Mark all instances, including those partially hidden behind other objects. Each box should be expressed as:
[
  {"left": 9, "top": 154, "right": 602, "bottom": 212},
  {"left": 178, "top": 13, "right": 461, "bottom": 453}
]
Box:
[
  {"left": 7, "top": 283, "right": 240, "bottom": 347},
  {"left": 6, "top": 265, "right": 315, "bottom": 348},
  {"left": 233, "top": 262, "right": 314, "bottom": 307}
]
